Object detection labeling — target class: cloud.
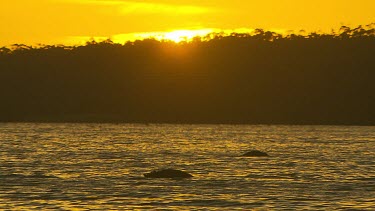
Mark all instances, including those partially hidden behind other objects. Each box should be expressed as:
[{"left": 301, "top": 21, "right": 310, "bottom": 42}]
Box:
[
  {"left": 56, "top": 0, "right": 213, "bottom": 14},
  {"left": 119, "top": 2, "right": 210, "bottom": 14}
]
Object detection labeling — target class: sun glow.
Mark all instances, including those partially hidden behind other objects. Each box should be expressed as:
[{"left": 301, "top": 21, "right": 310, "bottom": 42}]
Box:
[
  {"left": 113, "top": 28, "right": 257, "bottom": 43},
  {"left": 65, "top": 29, "right": 217, "bottom": 45},
  {"left": 127, "top": 29, "right": 216, "bottom": 43},
  {"left": 161, "top": 29, "right": 214, "bottom": 42},
  {"left": 37, "top": 28, "right": 288, "bottom": 46}
]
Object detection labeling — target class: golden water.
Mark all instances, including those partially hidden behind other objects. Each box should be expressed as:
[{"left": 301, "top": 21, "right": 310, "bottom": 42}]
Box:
[{"left": 1, "top": 123, "right": 374, "bottom": 210}]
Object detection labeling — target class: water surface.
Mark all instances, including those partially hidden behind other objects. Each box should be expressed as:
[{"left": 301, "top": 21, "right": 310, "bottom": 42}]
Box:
[{"left": 1, "top": 123, "right": 374, "bottom": 210}]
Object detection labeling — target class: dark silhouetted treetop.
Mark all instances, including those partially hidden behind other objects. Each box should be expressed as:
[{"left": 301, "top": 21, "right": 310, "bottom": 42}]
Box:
[{"left": 0, "top": 24, "right": 374, "bottom": 125}]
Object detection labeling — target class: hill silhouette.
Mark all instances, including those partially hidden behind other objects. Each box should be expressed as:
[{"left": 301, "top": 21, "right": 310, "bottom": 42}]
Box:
[{"left": 0, "top": 24, "right": 374, "bottom": 125}]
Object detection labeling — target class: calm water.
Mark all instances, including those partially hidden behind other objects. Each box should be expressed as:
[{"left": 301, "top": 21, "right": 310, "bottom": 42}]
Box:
[{"left": 0, "top": 123, "right": 374, "bottom": 210}]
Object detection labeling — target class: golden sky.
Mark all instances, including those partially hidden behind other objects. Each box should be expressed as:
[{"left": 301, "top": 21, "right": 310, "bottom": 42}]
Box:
[{"left": 1, "top": 0, "right": 374, "bottom": 45}]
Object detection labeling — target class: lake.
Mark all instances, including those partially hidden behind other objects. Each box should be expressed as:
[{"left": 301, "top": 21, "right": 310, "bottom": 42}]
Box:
[{"left": 1, "top": 123, "right": 374, "bottom": 210}]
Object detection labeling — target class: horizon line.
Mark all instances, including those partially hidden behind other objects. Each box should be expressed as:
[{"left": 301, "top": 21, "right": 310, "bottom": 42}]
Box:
[{"left": 2, "top": 23, "right": 374, "bottom": 48}]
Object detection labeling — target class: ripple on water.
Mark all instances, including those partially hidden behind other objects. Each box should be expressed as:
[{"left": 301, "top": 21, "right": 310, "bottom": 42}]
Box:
[{"left": 0, "top": 123, "right": 374, "bottom": 210}]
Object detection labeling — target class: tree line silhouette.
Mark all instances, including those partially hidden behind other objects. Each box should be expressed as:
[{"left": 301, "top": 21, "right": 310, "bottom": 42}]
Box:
[{"left": 0, "top": 24, "right": 374, "bottom": 125}]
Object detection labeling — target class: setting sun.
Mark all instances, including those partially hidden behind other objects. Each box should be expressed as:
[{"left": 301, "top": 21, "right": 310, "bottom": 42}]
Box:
[
  {"left": 66, "top": 29, "right": 217, "bottom": 45},
  {"left": 162, "top": 29, "right": 214, "bottom": 42}
]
